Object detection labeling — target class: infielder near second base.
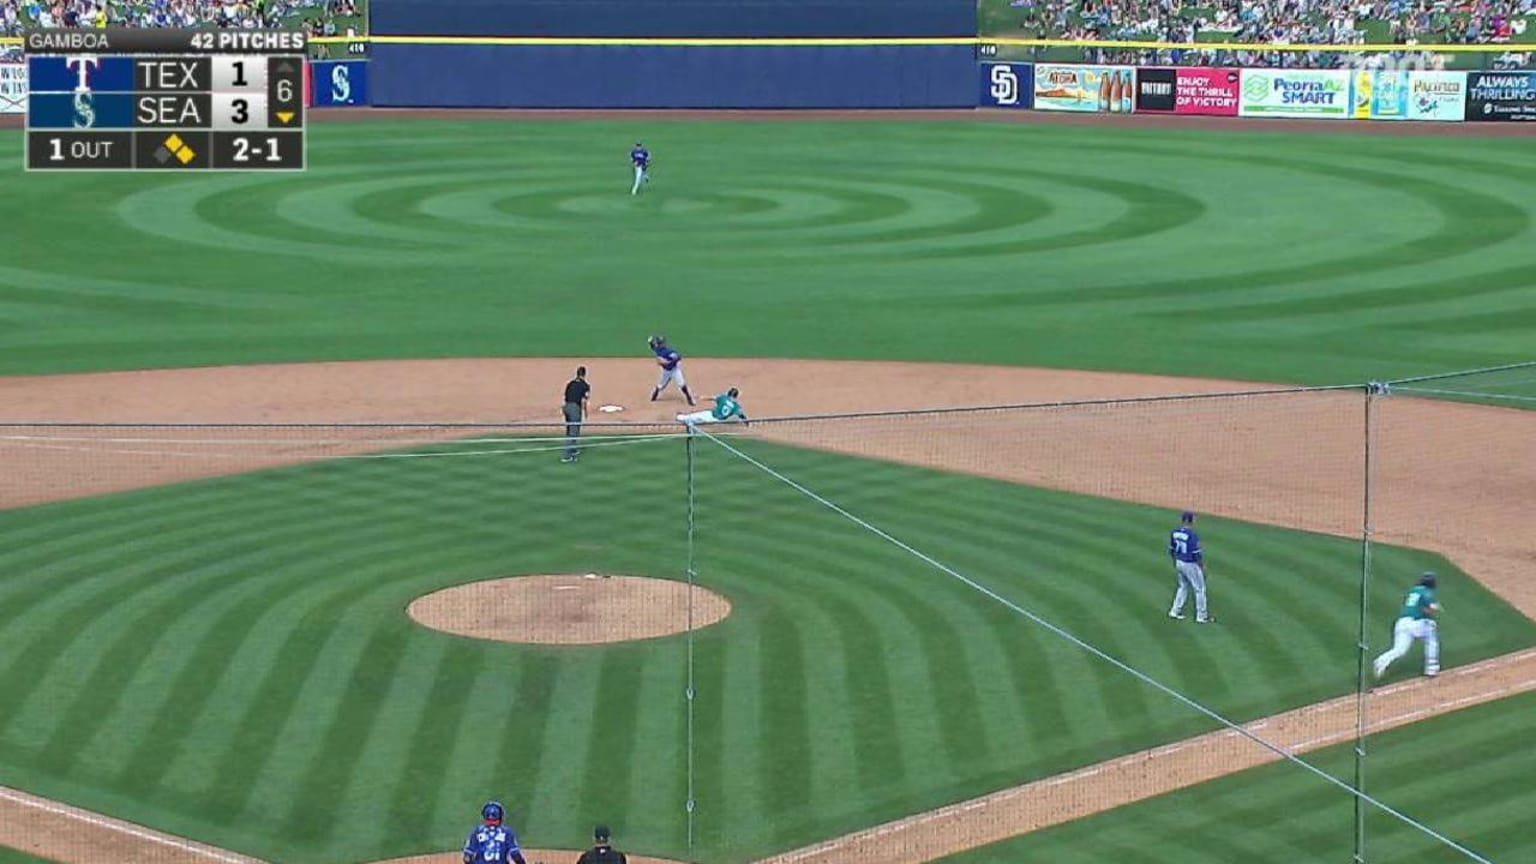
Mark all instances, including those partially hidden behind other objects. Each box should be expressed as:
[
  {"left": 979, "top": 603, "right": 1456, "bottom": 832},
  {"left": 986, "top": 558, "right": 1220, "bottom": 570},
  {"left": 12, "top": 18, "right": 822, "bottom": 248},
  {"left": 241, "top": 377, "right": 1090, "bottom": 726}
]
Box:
[{"left": 648, "top": 334, "right": 696, "bottom": 406}]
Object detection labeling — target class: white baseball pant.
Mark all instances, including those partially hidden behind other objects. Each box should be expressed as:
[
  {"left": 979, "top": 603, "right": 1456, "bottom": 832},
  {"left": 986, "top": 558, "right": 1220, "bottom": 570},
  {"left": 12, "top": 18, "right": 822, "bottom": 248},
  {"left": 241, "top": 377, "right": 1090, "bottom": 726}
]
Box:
[
  {"left": 677, "top": 410, "right": 719, "bottom": 425},
  {"left": 1170, "top": 560, "right": 1209, "bottom": 621},
  {"left": 1374, "top": 617, "right": 1439, "bottom": 678},
  {"left": 656, "top": 365, "right": 687, "bottom": 393}
]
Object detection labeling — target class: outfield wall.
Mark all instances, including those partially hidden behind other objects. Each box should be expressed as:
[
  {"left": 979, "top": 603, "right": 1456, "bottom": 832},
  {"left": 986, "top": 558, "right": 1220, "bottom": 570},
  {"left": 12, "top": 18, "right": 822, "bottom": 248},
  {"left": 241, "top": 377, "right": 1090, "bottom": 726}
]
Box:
[
  {"left": 370, "top": 44, "right": 975, "bottom": 109},
  {"left": 340, "top": 53, "right": 1532, "bottom": 119},
  {"left": 373, "top": 0, "right": 976, "bottom": 39},
  {"left": 977, "top": 62, "right": 1536, "bottom": 123}
]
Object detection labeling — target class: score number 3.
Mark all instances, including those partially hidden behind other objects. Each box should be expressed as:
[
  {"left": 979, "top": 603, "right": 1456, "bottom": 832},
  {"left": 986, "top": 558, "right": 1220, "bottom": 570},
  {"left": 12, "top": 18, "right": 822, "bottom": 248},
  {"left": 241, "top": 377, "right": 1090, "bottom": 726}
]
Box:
[{"left": 233, "top": 136, "right": 283, "bottom": 163}]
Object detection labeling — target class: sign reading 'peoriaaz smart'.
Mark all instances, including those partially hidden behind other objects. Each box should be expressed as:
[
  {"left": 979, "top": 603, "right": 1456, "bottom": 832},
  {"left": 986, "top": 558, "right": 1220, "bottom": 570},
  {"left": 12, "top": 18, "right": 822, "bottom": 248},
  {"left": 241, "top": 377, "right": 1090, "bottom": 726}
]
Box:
[{"left": 1239, "top": 69, "right": 1352, "bottom": 119}]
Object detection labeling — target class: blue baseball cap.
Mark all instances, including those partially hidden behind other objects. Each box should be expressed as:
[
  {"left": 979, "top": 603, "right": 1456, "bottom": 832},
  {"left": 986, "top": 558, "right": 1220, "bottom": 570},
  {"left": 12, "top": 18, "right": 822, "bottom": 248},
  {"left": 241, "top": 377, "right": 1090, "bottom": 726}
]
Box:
[{"left": 1181, "top": 511, "right": 1195, "bottom": 522}]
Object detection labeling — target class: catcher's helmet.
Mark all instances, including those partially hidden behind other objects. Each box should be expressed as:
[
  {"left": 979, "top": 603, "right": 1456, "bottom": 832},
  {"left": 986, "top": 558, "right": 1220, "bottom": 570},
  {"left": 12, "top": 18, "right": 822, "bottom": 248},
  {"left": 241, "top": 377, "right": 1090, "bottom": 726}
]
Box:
[
  {"left": 482, "top": 801, "right": 504, "bottom": 824},
  {"left": 1420, "top": 571, "right": 1438, "bottom": 588}
]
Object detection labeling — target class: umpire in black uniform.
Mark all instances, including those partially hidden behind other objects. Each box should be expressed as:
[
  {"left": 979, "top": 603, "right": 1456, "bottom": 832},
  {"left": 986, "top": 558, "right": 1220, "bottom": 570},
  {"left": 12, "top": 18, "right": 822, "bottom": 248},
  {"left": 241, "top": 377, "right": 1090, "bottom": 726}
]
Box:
[
  {"left": 562, "top": 366, "right": 590, "bottom": 463},
  {"left": 575, "top": 825, "right": 626, "bottom": 864}
]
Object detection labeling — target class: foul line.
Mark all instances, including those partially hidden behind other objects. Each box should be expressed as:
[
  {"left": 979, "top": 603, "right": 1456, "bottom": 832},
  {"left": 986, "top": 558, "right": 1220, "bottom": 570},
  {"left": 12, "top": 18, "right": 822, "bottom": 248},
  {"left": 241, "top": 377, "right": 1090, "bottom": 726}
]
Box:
[
  {"left": 758, "top": 648, "right": 1536, "bottom": 863},
  {"left": 0, "top": 785, "right": 263, "bottom": 864},
  {"left": 698, "top": 427, "right": 1497, "bottom": 862}
]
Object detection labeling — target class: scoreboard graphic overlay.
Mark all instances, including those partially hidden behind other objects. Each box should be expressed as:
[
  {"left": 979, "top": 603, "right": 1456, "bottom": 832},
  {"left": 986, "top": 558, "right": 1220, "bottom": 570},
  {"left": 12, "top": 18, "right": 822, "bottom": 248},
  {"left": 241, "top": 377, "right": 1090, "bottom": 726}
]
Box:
[{"left": 23, "top": 29, "right": 306, "bottom": 171}]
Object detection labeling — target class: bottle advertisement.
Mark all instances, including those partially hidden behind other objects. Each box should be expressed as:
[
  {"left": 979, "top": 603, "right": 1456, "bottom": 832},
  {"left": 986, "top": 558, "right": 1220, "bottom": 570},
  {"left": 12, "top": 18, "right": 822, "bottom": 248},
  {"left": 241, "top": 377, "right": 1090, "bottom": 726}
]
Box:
[{"left": 1033, "top": 64, "right": 1137, "bottom": 113}]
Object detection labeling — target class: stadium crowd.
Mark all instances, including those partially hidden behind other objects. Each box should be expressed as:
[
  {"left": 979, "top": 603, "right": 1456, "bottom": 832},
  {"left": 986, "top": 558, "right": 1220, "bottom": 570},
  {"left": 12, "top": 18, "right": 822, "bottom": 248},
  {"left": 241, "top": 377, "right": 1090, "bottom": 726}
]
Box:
[
  {"left": 2, "top": 0, "right": 356, "bottom": 35},
  {"left": 1005, "top": 0, "right": 1533, "bottom": 67}
]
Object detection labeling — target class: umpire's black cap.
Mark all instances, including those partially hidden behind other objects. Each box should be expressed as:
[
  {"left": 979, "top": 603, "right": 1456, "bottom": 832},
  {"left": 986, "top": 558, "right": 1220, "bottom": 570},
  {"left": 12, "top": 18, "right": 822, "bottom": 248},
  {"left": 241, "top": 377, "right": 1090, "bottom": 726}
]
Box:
[{"left": 594, "top": 824, "right": 611, "bottom": 841}]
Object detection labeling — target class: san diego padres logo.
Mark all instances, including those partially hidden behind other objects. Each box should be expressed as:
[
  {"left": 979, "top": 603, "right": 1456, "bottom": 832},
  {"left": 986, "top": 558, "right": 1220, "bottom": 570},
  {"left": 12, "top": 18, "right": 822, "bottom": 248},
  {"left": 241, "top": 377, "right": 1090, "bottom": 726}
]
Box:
[{"left": 989, "top": 65, "right": 1020, "bottom": 105}]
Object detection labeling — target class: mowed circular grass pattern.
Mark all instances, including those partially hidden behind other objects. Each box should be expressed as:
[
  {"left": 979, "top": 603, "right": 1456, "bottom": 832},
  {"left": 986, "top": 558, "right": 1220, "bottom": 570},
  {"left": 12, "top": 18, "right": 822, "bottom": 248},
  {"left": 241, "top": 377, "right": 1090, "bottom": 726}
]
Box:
[
  {"left": 1, "top": 121, "right": 1534, "bottom": 379},
  {"left": 0, "top": 437, "right": 1531, "bottom": 863},
  {"left": 2, "top": 119, "right": 1536, "bottom": 864}
]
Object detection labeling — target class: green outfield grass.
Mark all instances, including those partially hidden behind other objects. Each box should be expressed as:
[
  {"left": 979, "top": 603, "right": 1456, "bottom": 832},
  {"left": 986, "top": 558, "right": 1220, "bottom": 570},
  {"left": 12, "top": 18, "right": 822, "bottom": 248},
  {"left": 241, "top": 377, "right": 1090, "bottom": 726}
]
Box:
[
  {"left": 0, "top": 435, "right": 1531, "bottom": 863},
  {"left": 937, "top": 689, "right": 1536, "bottom": 863},
  {"left": 0, "top": 849, "right": 56, "bottom": 864},
  {"left": 2, "top": 120, "right": 1535, "bottom": 383}
]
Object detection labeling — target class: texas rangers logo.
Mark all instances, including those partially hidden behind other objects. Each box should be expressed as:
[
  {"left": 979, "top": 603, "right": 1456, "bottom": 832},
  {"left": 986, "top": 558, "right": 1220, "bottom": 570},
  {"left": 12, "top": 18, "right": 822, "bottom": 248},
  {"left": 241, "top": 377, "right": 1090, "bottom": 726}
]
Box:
[
  {"left": 989, "top": 65, "right": 1020, "bottom": 105},
  {"left": 64, "top": 55, "right": 100, "bottom": 92}
]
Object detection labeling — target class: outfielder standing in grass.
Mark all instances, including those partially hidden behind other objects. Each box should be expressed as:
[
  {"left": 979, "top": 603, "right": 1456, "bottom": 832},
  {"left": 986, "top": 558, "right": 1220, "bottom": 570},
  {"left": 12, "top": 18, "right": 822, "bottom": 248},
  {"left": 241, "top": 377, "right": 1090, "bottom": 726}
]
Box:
[
  {"left": 1168, "top": 510, "right": 1213, "bottom": 623},
  {"left": 630, "top": 142, "right": 650, "bottom": 195},
  {"left": 463, "top": 801, "right": 528, "bottom": 864},
  {"left": 561, "top": 365, "right": 590, "bottom": 464},
  {"left": 1374, "top": 571, "right": 1441, "bottom": 680}
]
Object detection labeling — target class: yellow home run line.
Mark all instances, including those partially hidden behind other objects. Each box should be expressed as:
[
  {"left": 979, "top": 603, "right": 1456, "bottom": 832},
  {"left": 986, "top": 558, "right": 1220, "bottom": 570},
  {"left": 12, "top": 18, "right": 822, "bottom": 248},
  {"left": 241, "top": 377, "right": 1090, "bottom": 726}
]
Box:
[
  {"left": 301, "top": 35, "right": 1536, "bottom": 52},
  {"left": 993, "top": 36, "right": 1536, "bottom": 52},
  {"left": 4, "top": 34, "right": 1528, "bottom": 50},
  {"left": 362, "top": 35, "right": 974, "bottom": 45}
]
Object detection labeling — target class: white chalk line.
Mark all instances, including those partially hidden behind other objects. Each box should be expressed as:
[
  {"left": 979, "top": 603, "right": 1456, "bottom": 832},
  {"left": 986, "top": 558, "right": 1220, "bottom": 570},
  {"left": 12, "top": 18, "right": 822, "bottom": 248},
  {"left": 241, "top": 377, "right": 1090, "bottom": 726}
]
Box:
[
  {"left": 760, "top": 648, "right": 1536, "bottom": 863},
  {"left": 0, "top": 433, "right": 678, "bottom": 446},
  {"left": 0, "top": 785, "right": 262, "bottom": 864},
  {"left": 0, "top": 434, "right": 680, "bottom": 461}
]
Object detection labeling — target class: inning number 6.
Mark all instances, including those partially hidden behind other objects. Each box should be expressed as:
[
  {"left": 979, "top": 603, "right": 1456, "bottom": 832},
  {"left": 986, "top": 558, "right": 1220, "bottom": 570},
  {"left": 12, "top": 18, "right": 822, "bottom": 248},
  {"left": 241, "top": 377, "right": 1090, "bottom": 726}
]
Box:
[{"left": 276, "top": 79, "right": 294, "bottom": 104}]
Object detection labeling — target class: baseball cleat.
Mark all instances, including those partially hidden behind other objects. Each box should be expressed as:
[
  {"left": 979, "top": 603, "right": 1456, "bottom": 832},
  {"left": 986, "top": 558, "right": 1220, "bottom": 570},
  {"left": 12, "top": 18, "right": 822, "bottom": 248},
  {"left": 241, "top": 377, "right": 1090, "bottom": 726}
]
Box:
[
  {"left": 1196, "top": 616, "right": 1215, "bottom": 624},
  {"left": 1168, "top": 612, "right": 1185, "bottom": 620}
]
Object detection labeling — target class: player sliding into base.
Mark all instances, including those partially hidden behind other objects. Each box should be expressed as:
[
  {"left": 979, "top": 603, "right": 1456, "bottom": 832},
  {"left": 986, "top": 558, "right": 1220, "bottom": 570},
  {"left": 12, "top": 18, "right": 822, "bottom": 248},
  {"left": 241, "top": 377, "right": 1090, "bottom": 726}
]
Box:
[{"left": 678, "top": 388, "right": 750, "bottom": 428}]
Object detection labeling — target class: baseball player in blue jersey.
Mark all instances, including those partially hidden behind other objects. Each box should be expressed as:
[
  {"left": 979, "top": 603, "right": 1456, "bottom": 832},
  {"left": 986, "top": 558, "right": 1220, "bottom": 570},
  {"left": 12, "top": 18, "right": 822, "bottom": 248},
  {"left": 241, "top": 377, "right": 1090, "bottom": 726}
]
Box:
[
  {"left": 1168, "top": 511, "right": 1213, "bottom": 623},
  {"left": 630, "top": 142, "right": 650, "bottom": 195},
  {"left": 463, "top": 801, "right": 528, "bottom": 864},
  {"left": 1373, "top": 571, "right": 1441, "bottom": 680},
  {"left": 647, "top": 334, "right": 696, "bottom": 406}
]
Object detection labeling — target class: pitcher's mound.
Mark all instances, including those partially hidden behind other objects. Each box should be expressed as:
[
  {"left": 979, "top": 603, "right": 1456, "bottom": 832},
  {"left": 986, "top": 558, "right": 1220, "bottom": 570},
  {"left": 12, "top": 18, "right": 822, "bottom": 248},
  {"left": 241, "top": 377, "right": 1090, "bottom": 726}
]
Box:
[{"left": 408, "top": 575, "right": 732, "bottom": 645}]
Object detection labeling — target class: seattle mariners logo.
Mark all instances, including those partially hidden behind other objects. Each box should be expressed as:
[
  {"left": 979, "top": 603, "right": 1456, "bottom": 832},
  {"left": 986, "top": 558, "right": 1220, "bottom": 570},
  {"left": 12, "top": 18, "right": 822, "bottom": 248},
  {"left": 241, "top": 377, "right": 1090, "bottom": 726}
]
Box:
[
  {"left": 989, "top": 65, "right": 1020, "bottom": 106},
  {"left": 330, "top": 64, "right": 352, "bottom": 104}
]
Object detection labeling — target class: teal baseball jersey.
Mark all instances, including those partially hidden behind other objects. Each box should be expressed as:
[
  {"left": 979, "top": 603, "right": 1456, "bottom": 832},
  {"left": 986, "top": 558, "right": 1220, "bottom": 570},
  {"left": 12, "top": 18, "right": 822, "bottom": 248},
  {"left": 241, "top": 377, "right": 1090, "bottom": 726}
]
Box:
[
  {"left": 1400, "top": 585, "right": 1438, "bottom": 620},
  {"left": 710, "top": 393, "right": 746, "bottom": 421}
]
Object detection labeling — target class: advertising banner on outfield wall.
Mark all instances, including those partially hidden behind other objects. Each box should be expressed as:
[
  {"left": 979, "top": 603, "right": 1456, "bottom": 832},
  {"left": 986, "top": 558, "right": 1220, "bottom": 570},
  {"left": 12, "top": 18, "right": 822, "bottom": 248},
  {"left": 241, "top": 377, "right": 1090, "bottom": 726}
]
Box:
[
  {"left": 1175, "top": 68, "right": 1241, "bottom": 115},
  {"left": 310, "top": 60, "right": 370, "bottom": 107},
  {"left": 978, "top": 62, "right": 1033, "bottom": 109},
  {"left": 1134, "top": 68, "right": 1176, "bottom": 113},
  {"left": 0, "top": 62, "right": 25, "bottom": 115},
  {"left": 1034, "top": 64, "right": 1136, "bottom": 113},
  {"left": 1353, "top": 70, "right": 1409, "bottom": 120},
  {"left": 1406, "top": 71, "right": 1467, "bottom": 121},
  {"left": 1239, "top": 69, "right": 1352, "bottom": 119},
  {"left": 1465, "top": 71, "right": 1536, "bottom": 121}
]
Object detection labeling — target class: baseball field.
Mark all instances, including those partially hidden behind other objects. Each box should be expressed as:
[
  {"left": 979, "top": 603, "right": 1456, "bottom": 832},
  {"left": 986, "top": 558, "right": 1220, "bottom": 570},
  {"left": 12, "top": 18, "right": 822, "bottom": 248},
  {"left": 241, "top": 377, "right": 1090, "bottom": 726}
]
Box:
[{"left": 1, "top": 113, "right": 1535, "bottom": 864}]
